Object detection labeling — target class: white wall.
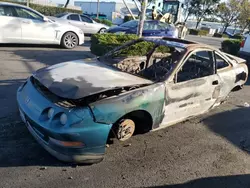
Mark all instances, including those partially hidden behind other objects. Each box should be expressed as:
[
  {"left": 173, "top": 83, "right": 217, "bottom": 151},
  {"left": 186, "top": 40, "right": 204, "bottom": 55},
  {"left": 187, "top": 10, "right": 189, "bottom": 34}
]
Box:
[{"left": 75, "top": 1, "right": 116, "bottom": 20}]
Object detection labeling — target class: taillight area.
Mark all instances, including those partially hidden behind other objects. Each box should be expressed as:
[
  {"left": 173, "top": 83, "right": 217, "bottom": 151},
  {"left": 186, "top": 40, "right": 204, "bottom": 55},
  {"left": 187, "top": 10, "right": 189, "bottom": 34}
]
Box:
[{"left": 240, "top": 40, "right": 245, "bottom": 48}]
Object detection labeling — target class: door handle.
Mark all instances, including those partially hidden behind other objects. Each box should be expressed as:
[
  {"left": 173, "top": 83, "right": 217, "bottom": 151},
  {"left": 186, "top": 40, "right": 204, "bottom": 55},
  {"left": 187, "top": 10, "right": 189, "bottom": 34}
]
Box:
[{"left": 212, "top": 80, "right": 219, "bottom": 85}]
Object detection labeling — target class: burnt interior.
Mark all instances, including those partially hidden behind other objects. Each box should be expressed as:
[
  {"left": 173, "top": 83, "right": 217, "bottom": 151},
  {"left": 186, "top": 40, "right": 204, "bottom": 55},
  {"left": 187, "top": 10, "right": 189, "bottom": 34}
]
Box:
[{"left": 104, "top": 46, "right": 181, "bottom": 81}]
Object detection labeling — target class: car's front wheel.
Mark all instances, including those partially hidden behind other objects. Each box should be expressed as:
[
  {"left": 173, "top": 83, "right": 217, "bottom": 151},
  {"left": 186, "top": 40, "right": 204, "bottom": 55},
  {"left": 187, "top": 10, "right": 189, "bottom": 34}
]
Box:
[
  {"left": 116, "top": 119, "right": 135, "bottom": 141},
  {"left": 61, "top": 32, "right": 79, "bottom": 49},
  {"left": 99, "top": 28, "right": 107, "bottom": 34}
]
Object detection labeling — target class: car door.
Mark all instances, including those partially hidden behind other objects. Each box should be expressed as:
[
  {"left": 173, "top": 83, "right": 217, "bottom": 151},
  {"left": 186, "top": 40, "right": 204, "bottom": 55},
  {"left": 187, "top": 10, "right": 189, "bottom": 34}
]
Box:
[
  {"left": 161, "top": 50, "right": 221, "bottom": 126},
  {"left": 0, "top": 5, "right": 22, "bottom": 43},
  {"left": 67, "top": 14, "right": 85, "bottom": 31},
  {"left": 80, "top": 15, "right": 99, "bottom": 34},
  {"left": 14, "top": 7, "right": 56, "bottom": 44}
]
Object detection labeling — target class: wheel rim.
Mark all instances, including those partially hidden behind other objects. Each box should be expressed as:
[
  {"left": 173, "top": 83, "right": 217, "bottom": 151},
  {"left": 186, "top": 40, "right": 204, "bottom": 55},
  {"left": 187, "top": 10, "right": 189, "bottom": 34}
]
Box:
[
  {"left": 64, "top": 33, "right": 77, "bottom": 48},
  {"left": 99, "top": 29, "right": 106, "bottom": 34},
  {"left": 117, "top": 119, "right": 135, "bottom": 141}
]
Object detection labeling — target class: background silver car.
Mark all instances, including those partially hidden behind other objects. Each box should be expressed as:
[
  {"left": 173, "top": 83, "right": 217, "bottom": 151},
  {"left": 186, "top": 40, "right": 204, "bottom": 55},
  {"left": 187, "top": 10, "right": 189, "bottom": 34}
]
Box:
[{"left": 51, "top": 13, "right": 109, "bottom": 34}]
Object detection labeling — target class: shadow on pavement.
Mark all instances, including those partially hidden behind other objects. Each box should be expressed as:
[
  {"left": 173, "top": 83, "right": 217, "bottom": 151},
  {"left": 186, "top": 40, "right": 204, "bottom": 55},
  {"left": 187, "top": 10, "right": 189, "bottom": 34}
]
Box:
[
  {"left": 203, "top": 107, "right": 250, "bottom": 153},
  {"left": 0, "top": 43, "right": 61, "bottom": 49},
  {"left": 13, "top": 49, "right": 94, "bottom": 69},
  {"left": 149, "top": 174, "right": 250, "bottom": 188}
]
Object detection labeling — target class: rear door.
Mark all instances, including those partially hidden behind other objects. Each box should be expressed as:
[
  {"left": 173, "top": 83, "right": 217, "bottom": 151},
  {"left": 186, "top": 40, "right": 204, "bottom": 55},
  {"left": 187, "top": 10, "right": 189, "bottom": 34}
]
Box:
[
  {"left": 161, "top": 50, "right": 221, "bottom": 126},
  {"left": 0, "top": 5, "right": 22, "bottom": 43},
  {"left": 80, "top": 15, "right": 99, "bottom": 34},
  {"left": 67, "top": 14, "right": 83, "bottom": 30}
]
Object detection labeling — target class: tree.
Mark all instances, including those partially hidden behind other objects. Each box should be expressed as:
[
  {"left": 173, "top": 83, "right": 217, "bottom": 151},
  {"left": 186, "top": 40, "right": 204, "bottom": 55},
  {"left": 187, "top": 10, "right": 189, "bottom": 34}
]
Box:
[
  {"left": 64, "top": 0, "right": 70, "bottom": 8},
  {"left": 238, "top": 0, "right": 250, "bottom": 32},
  {"left": 137, "top": 0, "right": 148, "bottom": 37},
  {"left": 190, "top": 0, "right": 220, "bottom": 29},
  {"left": 216, "top": 0, "right": 240, "bottom": 33},
  {"left": 183, "top": 0, "right": 192, "bottom": 22}
]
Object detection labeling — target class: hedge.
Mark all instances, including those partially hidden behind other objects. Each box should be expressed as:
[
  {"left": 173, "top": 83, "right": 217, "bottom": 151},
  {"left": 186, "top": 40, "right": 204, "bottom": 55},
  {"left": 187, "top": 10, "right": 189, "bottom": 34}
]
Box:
[
  {"left": 213, "top": 33, "right": 229, "bottom": 38},
  {"left": 91, "top": 33, "right": 169, "bottom": 56},
  {"left": 93, "top": 18, "right": 113, "bottom": 27},
  {"left": 221, "top": 39, "right": 242, "bottom": 56},
  {"left": 189, "top": 29, "right": 209, "bottom": 36},
  {"left": 0, "top": 0, "right": 82, "bottom": 16},
  {"left": 231, "top": 34, "right": 244, "bottom": 40}
]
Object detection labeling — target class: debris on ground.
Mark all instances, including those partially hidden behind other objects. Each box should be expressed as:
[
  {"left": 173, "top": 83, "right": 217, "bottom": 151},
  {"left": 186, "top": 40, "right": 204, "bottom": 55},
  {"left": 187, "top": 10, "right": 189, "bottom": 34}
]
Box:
[
  {"left": 68, "top": 177, "right": 73, "bottom": 179},
  {"left": 106, "top": 144, "right": 110, "bottom": 148},
  {"left": 40, "top": 167, "right": 47, "bottom": 170},
  {"left": 123, "top": 143, "right": 131, "bottom": 147},
  {"left": 244, "top": 102, "right": 250, "bottom": 107}
]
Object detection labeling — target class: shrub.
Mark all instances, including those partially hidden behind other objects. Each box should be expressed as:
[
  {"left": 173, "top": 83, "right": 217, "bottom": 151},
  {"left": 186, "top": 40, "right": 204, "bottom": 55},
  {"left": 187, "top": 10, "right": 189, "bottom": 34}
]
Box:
[
  {"left": 0, "top": 0, "right": 82, "bottom": 16},
  {"left": 189, "top": 29, "right": 208, "bottom": 36},
  {"left": 93, "top": 18, "right": 113, "bottom": 27},
  {"left": 231, "top": 33, "right": 244, "bottom": 40},
  {"left": 221, "top": 39, "right": 242, "bottom": 55},
  {"left": 91, "top": 33, "right": 169, "bottom": 56},
  {"left": 91, "top": 34, "right": 139, "bottom": 56},
  {"left": 213, "top": 33, "right": 229, "bottom": 38}
]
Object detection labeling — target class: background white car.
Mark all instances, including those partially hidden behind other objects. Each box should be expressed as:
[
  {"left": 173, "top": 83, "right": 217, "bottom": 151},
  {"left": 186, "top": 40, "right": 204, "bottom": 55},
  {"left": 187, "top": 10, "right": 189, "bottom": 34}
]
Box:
[
  {"left": 51, "top": 13, "right": 109, "bottom": 34},
  {"left": 0, "top": 2, "right": 84, "bottom": 49}
]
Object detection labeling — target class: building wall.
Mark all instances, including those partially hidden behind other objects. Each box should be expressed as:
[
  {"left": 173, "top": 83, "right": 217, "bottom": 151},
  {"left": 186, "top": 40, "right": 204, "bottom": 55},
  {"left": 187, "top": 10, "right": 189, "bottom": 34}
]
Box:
[
  {"left": 75, "top": 1, "right": 138, "bottom": 21},
  {"left": 75, "top": 1, "right": 116, "bottom": 20}
]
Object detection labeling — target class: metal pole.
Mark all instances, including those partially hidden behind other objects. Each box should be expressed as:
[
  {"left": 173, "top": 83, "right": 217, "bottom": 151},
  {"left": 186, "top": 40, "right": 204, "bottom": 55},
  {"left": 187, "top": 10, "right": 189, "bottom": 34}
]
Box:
[
  {"left": 97, "top": 0, "right": 99, "bottom": 19},
  {"left": 122, "top": 0, "right": 136, "bottom": 20},
  {"left": 27, "top": 0, "right": 29, "bottom": 7},
  {"left": 137, "top": 0, "right": 147, "bottom": 37}
]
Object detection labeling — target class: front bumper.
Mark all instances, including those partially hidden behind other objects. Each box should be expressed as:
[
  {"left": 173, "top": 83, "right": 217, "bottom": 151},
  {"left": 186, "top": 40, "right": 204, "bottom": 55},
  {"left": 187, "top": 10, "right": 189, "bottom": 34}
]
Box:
[
  {"left": 17, "top": 78, "right": 111, "bottom": 164},
  {"left": 25, "top": 118, "right": 104, "bottom": 164}
]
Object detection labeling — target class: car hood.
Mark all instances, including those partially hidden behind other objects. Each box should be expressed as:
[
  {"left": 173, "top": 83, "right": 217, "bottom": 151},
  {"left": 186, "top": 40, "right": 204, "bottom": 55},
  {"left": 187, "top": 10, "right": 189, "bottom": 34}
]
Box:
[{"left": 33, "top": 59, "right": 153, "bottom": 99}]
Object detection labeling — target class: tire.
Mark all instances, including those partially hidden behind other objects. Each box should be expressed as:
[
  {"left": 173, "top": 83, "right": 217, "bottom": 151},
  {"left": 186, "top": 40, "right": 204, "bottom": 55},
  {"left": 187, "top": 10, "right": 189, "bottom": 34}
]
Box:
[
  {"left": 61, "top": 32, "right": 79, "bottom": 49},
  {"left": 99, "top": 28, "right": 107, "bottom": 34},
  {"left": 116, "top": 119, "right": 135, "bottom": 141}
]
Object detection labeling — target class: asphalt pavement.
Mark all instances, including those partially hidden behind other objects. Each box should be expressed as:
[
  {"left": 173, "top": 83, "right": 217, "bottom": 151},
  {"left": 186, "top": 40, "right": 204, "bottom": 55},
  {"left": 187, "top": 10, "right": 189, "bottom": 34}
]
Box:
[{"left": 1, "top": 36, "right": 250, "bottom": 188}]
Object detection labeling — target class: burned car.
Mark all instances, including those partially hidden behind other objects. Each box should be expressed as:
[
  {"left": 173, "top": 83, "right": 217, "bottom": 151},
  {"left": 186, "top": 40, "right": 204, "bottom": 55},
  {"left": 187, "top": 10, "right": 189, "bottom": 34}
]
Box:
[{"left": 17, "top": 37, "right": 248, "bottom": 163}]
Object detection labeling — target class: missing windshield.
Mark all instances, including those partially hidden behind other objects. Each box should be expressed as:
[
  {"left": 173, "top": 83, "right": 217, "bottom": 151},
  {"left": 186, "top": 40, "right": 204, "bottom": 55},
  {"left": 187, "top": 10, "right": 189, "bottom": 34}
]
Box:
[{"left": 101, "top": 40, "right": 184, "bottom": 81}]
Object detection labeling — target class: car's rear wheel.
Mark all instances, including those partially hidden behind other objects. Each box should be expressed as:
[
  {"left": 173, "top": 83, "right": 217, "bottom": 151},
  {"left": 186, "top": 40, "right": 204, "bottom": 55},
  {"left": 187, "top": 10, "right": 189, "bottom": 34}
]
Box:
[
  {"left": 99, "top": 28, "right": 107, "bottom": 34},
  {"left": 116, "top": 119, "right": 135, "bottom": 141},
  {"left": 61, "top": 32, "right": 78, "bottom": 49}
]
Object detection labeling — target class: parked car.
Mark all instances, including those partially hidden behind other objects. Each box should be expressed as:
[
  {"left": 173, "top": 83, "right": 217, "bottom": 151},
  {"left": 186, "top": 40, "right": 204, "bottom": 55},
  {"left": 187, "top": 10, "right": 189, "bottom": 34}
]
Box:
[
  {"left": 107, "top": 20, "right": 179, "bottom": 38},
  {"left": 223, "top": 31, "right": 234, "bottom": 38},
  {"left": 17, "top": 37, "right": 248, "bottom": 164},
  {"left": 0, "top": 2, "right": 84, "bottom": 49},
  {"left": 239, "top": 34, "right": 250, "bottom": 61},
  {"left": 90, "top": 13, "right": 107, "bottom": 20},
  {"left": 52, "top": 13, "right": 109, "bottom": 34}
]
